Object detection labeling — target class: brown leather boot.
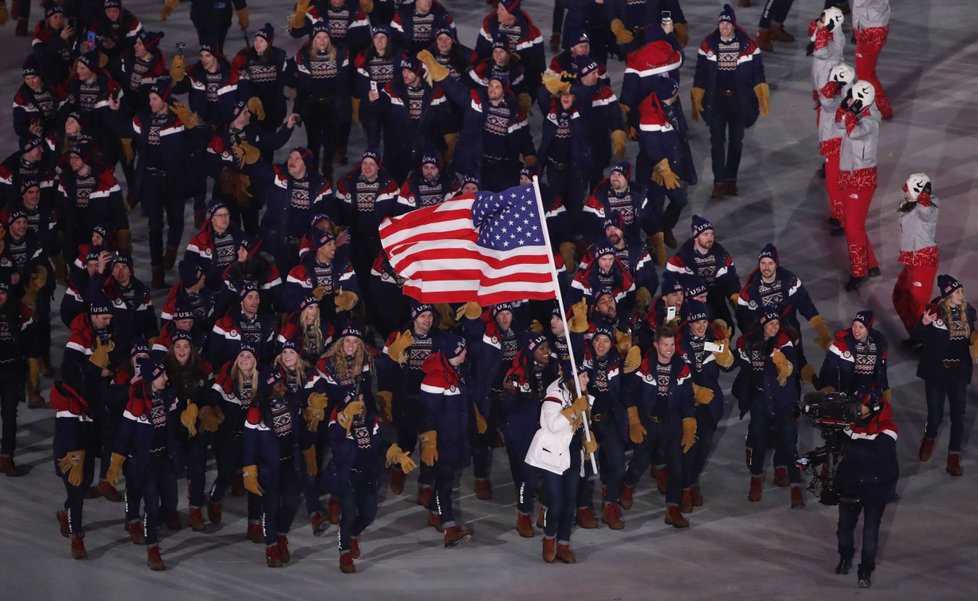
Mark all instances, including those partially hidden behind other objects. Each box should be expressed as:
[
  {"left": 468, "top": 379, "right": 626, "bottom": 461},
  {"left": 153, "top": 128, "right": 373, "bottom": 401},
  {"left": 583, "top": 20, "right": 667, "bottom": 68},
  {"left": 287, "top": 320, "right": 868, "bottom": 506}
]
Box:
[
  {"left": 774, "top": 466, "right": 789, "bottom": 487},
  {"left": 556, "top": 543, "right": 577, "bottom": 564},
  {"left": 163, "top": 246, "right": 178, "bottom": 270},
  {"left": 350, "top": 536, "right": 361, "bottom": 559},
  {"left": 542, "top": 537, "right": 556, "bottom": 563},
  {"left": 58, "top": 510, "right": 70, "bottom": 538},
  {"left": 663, "top": 229, "right": 678, "bottom": 249},
  {"left": 748, "top": 475, "right": 763, "bottom": 502},
  {"left": 127, "top": 520, "right": 145, "bottom": 544},
  {"left": 427, "top": 512, "right": 443, "bottom": 532},
  {"left": 328, "top": 495, "right": 341, "bottom": 524},
  {"left": 575, "top": 507, "right": 598, "bottom": 529},
  {"left": 310, "top": 511, "right": 328, "bottom": 536},
  {"left": 97, "top": 479, "right": 123, "bottom": 502},
  {"left": 265, "top": 544, "right": 282, "bottom": 568},
  {"left": 0, "top": 455, "right": 25, "bottom": 476},
  {"left": 389, "top": 467, "right": 405, "bottom": 494},
  {"left": 726, "top": 179, "right": 739, "bottom": 196},
  {"left": 601, "top": 503, "right": 624, "bottom": 530},
  {"left": 769, "top": 24, "right": 795, "bottom": 42},
  {"left": 655, "top": 466, "right": 668, "bottom": 494},
  {"left": 165, "top": 512, "right": 182, "bottom": 530},
  {"left": 71, "top": 536, "right": 88, "bottom": 559},
  {"left": 474, "top": 478, "right": 492, "bottom": 500},
  {"left": 277, "top": 535, "right": 291, "bottom": 563},
  {"left": 919, "top": 437, "right": 935, "bottom": 461},
  {"left": 790, "top": 485, "right": 805, "bottom": 508},
  {"left": 665, "top": 505, "right": 690, "bottom": 528},
  {"left": 549, "top": 33, "right": 561, "bottom": 53},
  {"left": 680, "top": 488, "right": 693, "bottom": 513},
  {"left": 947, "top": 453, "right": 964, "bottom": 476},
  {"left": 339, "top": 550, "right": 356, "bottom": 573},
  {"left": 188, "top": 507, "right": 205, "bottom": 532},
  {"left": 416, "top": 487, "right": 432, "bottom": 507},
  {"left": 756, "top": 29, "right": 775, "bottom": 52},
  {"left": 207, "top": 501, "right": 222, "bottom": 525},
  {"left": 691, "top": 484, "right": 704, "bottom": 507},
  {"left": 621, "top": 484, "right": 635, "bottom": 510},
  {"left": 711, "top": 181, "right": 727, "bottom": 199},
  {"left": 738, "top": 0, "right": 751, "bottom": 7},
  {"left": 443, "top": 525, "right": 471, "bottom": 547},
  {"left": 147, "top": 545, "right": 166, "bottom": 571},
  {"left": 517, "top": 512, "right": 534, "bottom": 537},
  {"left": 247, "top": 521, "right": 263, "bottom": 543}
]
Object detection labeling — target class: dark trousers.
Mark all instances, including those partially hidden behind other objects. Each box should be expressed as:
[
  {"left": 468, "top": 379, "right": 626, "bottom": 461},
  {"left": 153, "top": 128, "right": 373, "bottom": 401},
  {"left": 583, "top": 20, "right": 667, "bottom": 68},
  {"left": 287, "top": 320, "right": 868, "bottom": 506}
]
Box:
[
  {"left": 481, "top": 158, "right": 519, "bottom": 193},
  {"left": 186, "top": 430, "right": 217, "bottom": 507},
  {"left": 209, "top": 402, "right": 245, "bottom": 505},
  {"left": 543, "top": 449, "right": 580, "bottom": 543},
  {"left": 140, "top": 171, "right": 185, "bottom": 269},
  {"left": 837, "top": 499, "right": 887, "bottom": 574},
  {"left": 338, "top": 468, "right": 379, "bottom": 551},
  {"left": 0, "top": 368, "right": 24, "bottom": 457},
  {"left": 924, "top": 377, "right": 969, "bottom": 452},
  {"left": 191, "top": 11, "right": 232, "bottom": 51},
  {"left": 53, "top": 420, "right": 97, "bottom": 538},
  {"left": 260, "top": 458, "right": 301, "bottom": 546},
  {"left": 304, "top": 426, "right": 327, "bottom": 516},
  {"left": 759, "top": 0, "right": 795, "bottom": 28},
  {"left": 591, "top": 416, "right": 626, "bottom": 505},
  {"left": 683, "top": 405, "right": 718, "bottom": 488},
  {"left": 126, "top": 453, "right": 178, "bottom": 545},
  {"left": 506, "top": 441, "right": 540, "bottom": 514},
  {"left": 302, "top": 98, "right": 351, "bottom": 180},
  {"left": 636, "top": 153, "right": 689, "bottom": 232},
  {"left": 708, "top": 95, "right": 746, "bottom": 183},
  {"left": 429, "top": 461, "right": 460, "bottom": 527},
  {"left": 98, "top": 389, "right": 125, "bottom": 480},
  {"left": 546, "top": 163, "right": 586, "bottom": 235},
  {"left": 625, "top": 420, "right": 683, "bottom": 505},
  {"left": 748, "top": 404, "right": 801, "bottom": 483}
]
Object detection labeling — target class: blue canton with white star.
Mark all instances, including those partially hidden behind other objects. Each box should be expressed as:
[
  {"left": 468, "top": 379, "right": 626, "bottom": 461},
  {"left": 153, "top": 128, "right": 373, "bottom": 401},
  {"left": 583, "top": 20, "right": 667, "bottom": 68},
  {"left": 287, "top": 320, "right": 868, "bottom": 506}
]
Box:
[{"left": 471, "top": 185, "right": 545, "bottom": 250}]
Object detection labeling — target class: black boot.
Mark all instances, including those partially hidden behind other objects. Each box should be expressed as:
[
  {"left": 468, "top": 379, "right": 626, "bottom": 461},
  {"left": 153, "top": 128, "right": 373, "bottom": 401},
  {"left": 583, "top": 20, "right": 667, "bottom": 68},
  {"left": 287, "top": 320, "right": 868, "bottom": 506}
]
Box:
[
  {"left": 835, "top": 558, "right": 852, "bottom": 575},
  {"left": 857, "top": 566, "right": 872, "bottom": 588},
  {"left": 844, "top": 276, "right": 867, "bottom": 292}
]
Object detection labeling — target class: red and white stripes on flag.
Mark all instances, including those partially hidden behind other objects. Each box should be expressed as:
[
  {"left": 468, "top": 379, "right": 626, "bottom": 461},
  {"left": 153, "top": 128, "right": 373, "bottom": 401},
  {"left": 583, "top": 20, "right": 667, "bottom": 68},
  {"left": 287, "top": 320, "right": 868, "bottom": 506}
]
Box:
[{"left": 378, "top": 188, "right": 557, "bottom": 305}]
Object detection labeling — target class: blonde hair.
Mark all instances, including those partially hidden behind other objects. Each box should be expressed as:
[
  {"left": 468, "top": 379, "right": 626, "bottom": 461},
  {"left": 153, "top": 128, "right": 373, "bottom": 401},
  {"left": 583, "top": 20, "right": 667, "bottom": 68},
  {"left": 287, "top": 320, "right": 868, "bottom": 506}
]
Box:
[
  {"left": 301, "top": 311, "right": 325, "bottom": 357},
  {"left": 274, "top": 352, "right": 309, "bottom": 383},
  {"left": 940, "top": 293, "right": 972, "bottom": 338},
  {"left": 322, "top": 337, "right": 373, "bottom": 383},
  {"left": 231, "top": 363, "right": 259, "bottom": 398}
]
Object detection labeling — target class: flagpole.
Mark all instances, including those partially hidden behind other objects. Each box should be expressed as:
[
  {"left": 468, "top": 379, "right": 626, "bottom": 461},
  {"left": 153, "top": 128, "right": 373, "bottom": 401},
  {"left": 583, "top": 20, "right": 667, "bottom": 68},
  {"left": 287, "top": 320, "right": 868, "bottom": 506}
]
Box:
[{"left": 530, "top": 176, "right": 599, "bottom": 475}]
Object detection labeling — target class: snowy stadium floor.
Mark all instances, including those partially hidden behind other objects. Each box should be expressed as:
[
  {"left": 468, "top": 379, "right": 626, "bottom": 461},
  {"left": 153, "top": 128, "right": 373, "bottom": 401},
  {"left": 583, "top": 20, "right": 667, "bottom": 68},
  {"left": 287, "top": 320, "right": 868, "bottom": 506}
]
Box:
[{"left": 0, "top": 1, "right": 976, "bottom": 599}]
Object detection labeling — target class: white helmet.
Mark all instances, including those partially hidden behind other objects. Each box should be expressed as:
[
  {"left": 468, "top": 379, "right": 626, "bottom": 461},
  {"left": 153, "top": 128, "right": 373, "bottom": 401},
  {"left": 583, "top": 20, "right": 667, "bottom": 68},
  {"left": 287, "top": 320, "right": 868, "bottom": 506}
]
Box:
[
  {"left": 829, "top": 63, "right": 855, "bottom": 85},
  {"left": 821, "top": 7, "right": 845, "bottom": 31},
  {"left": 850, "top": 80, "right": 876, "bottom": 109},
  {"left": 904, "top": 173, "right": 931, "bottom": 201}
]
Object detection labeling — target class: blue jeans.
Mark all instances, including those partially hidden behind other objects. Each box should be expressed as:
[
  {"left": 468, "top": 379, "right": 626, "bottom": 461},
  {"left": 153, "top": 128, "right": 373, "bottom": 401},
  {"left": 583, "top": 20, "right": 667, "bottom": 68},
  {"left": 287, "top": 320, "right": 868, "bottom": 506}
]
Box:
[
  {"left": 543, "top": 449, "right": 581, "bottom": 543},
  {"left": 338, "top": 468, "right": 379, "bottom": 551},
  {"left": 837, "top": 499, "right": 887, "bottom": 573},
  {"left": 924, "top": 377, "right": 969, "bottom": 452}
]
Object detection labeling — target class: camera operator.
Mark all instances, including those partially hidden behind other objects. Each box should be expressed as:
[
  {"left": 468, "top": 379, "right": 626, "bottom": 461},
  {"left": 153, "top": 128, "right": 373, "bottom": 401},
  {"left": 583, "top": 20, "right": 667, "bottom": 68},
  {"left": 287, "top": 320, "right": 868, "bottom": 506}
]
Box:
[
  {"left": 834, "top": 389, "right": 898, "bottom": 589},
  {"left": 818, "top": 310, "right": 890, "bottom": 400}
]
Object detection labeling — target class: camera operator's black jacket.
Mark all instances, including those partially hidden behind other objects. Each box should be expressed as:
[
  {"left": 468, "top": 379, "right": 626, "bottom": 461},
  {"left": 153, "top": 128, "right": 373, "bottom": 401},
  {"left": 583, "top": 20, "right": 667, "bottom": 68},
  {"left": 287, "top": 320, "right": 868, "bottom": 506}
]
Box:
[{"left": 834, "top": 402, "right": 899, "bottom": 504}]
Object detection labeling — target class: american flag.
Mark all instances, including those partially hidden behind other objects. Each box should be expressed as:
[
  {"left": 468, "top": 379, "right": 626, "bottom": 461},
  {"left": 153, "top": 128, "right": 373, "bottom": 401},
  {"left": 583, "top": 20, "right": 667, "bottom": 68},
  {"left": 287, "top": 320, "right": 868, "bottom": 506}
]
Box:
[{"left": 379, "top": 184, "right": 558, "bottom": 305}]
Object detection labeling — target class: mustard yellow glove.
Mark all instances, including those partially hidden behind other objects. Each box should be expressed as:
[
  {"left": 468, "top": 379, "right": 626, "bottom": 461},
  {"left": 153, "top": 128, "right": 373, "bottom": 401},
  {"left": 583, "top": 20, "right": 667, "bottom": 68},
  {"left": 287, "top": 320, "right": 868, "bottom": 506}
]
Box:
[
  {"left": 89, "top": 338, "right": 114, "bottom": 370},
  {"left": 290, "top": 0, "right": 310, "bottom": 30},
  {"left": 169, "top": 101, "right": 199, "bottom": 130},
  {"left": 561, "top": 395, "right": 589, "bottom": 425},
  {"left": 615, "top": 330, "right": 632, "bottom": 354},
  {"left": 624, "top": 346, "right": 642, "bottom": 374},
  {"left": 819, "top": 386, "right": 836, "bottom": 393},
  {"left": 106, "top": 452, "right": 126, "bottom": 486},
  {"left": 337, "top": 399, "right": 365, "bottom": 435},
  {"left": 626, "top": 405, "right": 646, "bottom": 444},
  {"left": 648, "top": 232, "right": 667, "bottom": 266},
  {"left": 198, "top": 405, "right": 225, "bottom": 432},
  {"left": 528, "top": 319, "right": 544, "bottom": 335},
  {"left": 800, "top": 363, "right": 816, "bottom": 384},
  {"left": 610, "top": 18, "right": 634, "bottom": 45},
  {"left": 970, "top": 331, "right": 978, "bottom": 359},
  {"left": 674, "top": 22, "right": 689, "bottom": 47},
  {"left": 693, "top": 384, "right": 714, "bottom": 405},
  {"left": 22, "top": 265, "right": 47, "bottom": 308},
  {"left": 120, "top": 138, "right": 134, "bottom": 163},
  {"left": 518, "top": 92, "right": 532, "bottom": 115},
  {"left": 582, "top": 433, "right": 598, "bottom": 454},
  {"left": 416, "top": 49, "right": 449, "bottom": 83},
  {"left": 359, "top": 0, "right": 373, "bottom": 13},
  {"left": 375, "top": 390, "right": 393, "bottom": 423},
  {"left": 681, "top": 417, "right": 697, "bottom": 453},
  {"left": 652, "top": 158, "right": 681, "bottom": 190},
  {"left": 474, "top": 406, "right": 488, "bottom": 434},
  {"left": 809, "top": 314, "right": 833, "bottom": 351},
  {"left": 351, "top": 97, "right": 360, "bottom": 124},
  {"left": 690, "top": 87, "right": 705, "bottom": 122},
  {"left": 232, "top": 141, "right": 260, "bottom": 167},
  {"left": 246, "top": 96, "right": 264, "bottom": 121},
  {"left": 169, "top": 53, "right": 185, "bottom": 82},
  {"left": 523, "top": 155, "right": 538, "bottom": 168},
  {"left": 303, "top": 446, "right": 318, "bottom": 476},
  {"left": 243, "top": 464, "right": 263, "bottom": 496},
  {"left": 58, "top": 450, "right": 86, "bottom": 487},
  {"left": 542, "top": 70, "right": 571, "bottom": 96},
  {"left": 882, "top": 388, "right": 892, "bottom": 403},
  {"left": 160, "top": 0, "right": 179, "bottom": 21},
  {"left": 311, "top": 283, "right": 326, "bottom": 301},
  {"left": 771, "top": 350, "right": 793, "bottom": 387},
  {"left": 433, "top": 303, "right": 457, "bottom": 330},
  {"left": 386, "top": 443, "right": 417, "bottom": 473},
  {"left": 237, "top": 7, "right": 250, "bottom": 30},
  {"left": 387, "top": 330, "right": 415, "bottom": 365},
  {"left": 754, "top": 82, "right": 771, "bottom": 118},
  {"left": 570, "top": 299, "right": 589, "bottom": 334},
  {"left": 180, "top": 402, "right": 198, "bottom": 437},
  {"left": 116, "top": 229, "right": 132, "bottom": 253},
  {"left": 635, "top": 287, "right": 652, "bottom": 314},
  {"left": 335, "top": 290, "right": 359, "bottom": 311},
  {"left": 456, "top": 301, "right": 483, "bottom": 321},
  {"left": 729, "top": 292, "right": 740, "bottom": 306},
  {"left": 420, "top": 430, "right": 438, "bottom": 466},
  {"left": 558, "top": 241, "right": 577, "bottom": 274},
  {"left": 611, "top": 129, "right": 627, "bottom": 159},
  {"left": 713, "top": 339, "right": 734, "bottom": 368}
]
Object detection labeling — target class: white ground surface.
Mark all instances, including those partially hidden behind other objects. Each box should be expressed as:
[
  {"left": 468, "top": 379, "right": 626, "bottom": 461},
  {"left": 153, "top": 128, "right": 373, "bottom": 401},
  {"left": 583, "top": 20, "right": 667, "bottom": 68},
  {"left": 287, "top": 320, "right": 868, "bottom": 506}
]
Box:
[{"left": 0, "top": 1, "right": 976, "bottom": 599}]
